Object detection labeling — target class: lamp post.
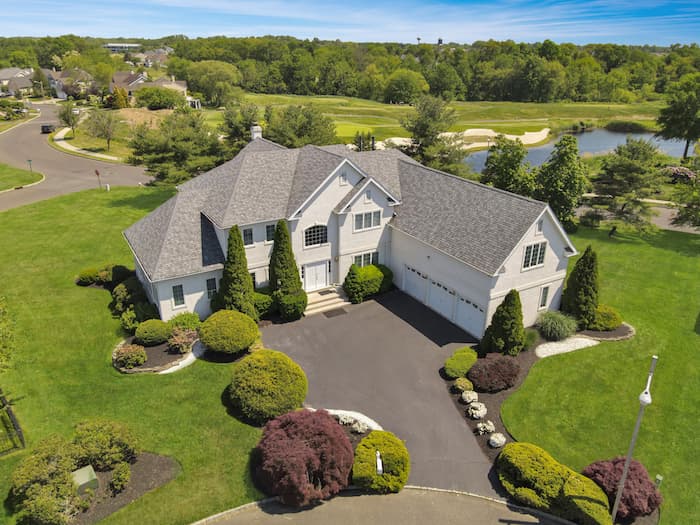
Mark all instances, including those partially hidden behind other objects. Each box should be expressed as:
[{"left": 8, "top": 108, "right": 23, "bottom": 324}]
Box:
[
  {"left": 27, "top": 160, "right": 32, "bottom": 173},
  {"left": 610, "top": 355, "right": 659, "bottom": 522}
]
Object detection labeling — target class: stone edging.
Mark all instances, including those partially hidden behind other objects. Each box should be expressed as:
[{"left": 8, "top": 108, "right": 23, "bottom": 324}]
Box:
[
  {"left": 111, "top": 339, "right": 194, "bottom": 374},
  {"left": 0, "top": 172, "right": 46, "bottom": 194},
  {"left": 305, "top": 407, "right": 384, "bottom": 431},
  {"left": 580, "top": 322, "right": 636, "bottom": 342}
]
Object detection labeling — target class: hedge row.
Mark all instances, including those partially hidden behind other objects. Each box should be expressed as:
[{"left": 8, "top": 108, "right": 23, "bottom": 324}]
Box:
[{"left": 343, "top": 264, "right": 393, "bottom": 304}]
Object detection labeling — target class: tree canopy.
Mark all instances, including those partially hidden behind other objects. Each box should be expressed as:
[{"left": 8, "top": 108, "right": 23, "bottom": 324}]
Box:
[
  {"left": 265, "top": 105, "right": 337, "bottom": 148},
  {"left": 481, "top": 135, "right": 535, "bottom": 197},
  {"left": 656, "top": 73, "right": 700, "bottom": 159}
]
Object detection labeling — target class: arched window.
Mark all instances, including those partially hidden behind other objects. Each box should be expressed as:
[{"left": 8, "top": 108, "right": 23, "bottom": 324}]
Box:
[{"left": 304, "top": 225, "right": 328, "bottom": 247}]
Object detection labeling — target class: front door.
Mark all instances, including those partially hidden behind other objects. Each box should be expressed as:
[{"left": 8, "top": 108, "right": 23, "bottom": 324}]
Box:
[{"left": 304, "top": 260, "right": 329, "bottom": 292}]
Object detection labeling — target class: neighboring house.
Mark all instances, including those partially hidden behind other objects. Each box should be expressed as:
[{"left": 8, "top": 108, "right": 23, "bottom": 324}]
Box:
[
  {"left": 103, "top": 43, "right": 142, "bottom": 54},
  {"left": 0, "top": 68, "right": 33, "bottom": 96},
  {"left": 52, "top": 68, "right": 94, "bottom": 99},
  {"left": 138, "top": 76, "right": 188, "bottom": 97},
  {"left": 110, "top": 71, "right": 149, "bottom": 96},
  {"left": 142, "top": 50, "right": 170, "bottom": 68},
  {"left": 7, "top": 76, "right": 33, "bottom": 97},
  {"left": 124, "top": 130, "right": 577, "bottom": 338}
]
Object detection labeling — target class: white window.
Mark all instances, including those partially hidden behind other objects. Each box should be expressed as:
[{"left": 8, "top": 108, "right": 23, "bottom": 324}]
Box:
[
  {"left": 339, "top": 172, "right": 348, "bottom": 186},
  {"left": 172, "top": 284, "right": 185, "bottom": 307},
  {"left": 206, "top": 278, "right": 217, "bottom": 299},
  {"left": 536, "top": 220, "right": 544, "bottom": 234},
  {"left": 353, "top": 251, "right": 379, "bottom": 267},
  {"left": 539, "top": 286, "right": 549, "bottom": 309},
  {"left": 265, "top": 224, "right": 275, "bottom": 243},
  {"left": 523, "top": 242, "right": 547, "bottom": 269},
  {"left": 304, "top": 225, "right": 327, "bottom": 247},
  {"left": 242, "top": 228, "right": 253, "bottom": 246},
  {"left": 365, "top": 189, "right": 372, "bottom": 202},
  {"left": 354, "top": 210, "right": 381, "bottom": 231}
]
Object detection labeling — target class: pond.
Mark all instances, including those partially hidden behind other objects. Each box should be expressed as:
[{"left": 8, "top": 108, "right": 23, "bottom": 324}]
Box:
[{"left": 465, "top": 129, "right": 686, "bottom": 173}]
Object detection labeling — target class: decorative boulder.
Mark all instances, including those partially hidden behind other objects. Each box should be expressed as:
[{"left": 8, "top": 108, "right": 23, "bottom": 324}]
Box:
[
  {"left": 466, "top": 402, "right": 487, "bottom": 419},
  {"left": 461, "top": 391, "right": 479, "bottom": 404},
  {"left": 351, "top": 420, "right": 370, "bottom": 434},
  {"left": 71, "top": 465, "right": 98, "bottom": 495},
  {"left": 488, "top": 433, "right": 507, "bottom": 448},
  {"left": 476, "top": 420, "right": 496, "bottom": 435}
]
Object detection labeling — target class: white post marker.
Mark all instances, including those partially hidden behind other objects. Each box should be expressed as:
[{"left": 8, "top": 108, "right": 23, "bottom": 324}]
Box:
[
  {"left": 611, "top": 355, "right": 658, "bottom": 523},
  {"left": 375, "top": 450, "right": 383, "bottom": 475}
]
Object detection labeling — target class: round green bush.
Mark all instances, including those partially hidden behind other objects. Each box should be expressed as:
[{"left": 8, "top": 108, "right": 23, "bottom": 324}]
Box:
[
  {"left": 76, "top": 267, "right": 99, "bottom": 286},
  {"left": 110, "top": 462, "right": 131, "bottom": 493},
  {"left": 253, "top": 290, "right": 277, "bottom": 318},
  {"left": 134, "top": 319, "right": 171, "bottom": 346},
  {"left": 73, "top": 419, "right": 140, "bottom": 471},
  {"left": 275, "top": 290, "right": 308, "bottom": 321},
  {"left": 120, "top": 307, "right": 138, "bottom": 334},
  {"left": 352, "top": 431, "right": 410, "bottom": 493},
  {"left": 452, "top": 377, "right": 474, "bottom": 393},
  {"left": 199, "top": 309, "right": 259, "bottom": 354},
  {"left": 444, "top": 346, "right": 478, "bottom": 379},
  {"left": 167, "top": 311, "right": 201, "bottom": 331},
  {"left": 536, "top": 311, "right": 578, "bottom": 341},
  {"left": 114, "top": 344, "right": 147, "bottom": 369},
  {"left": 230, "top": 349, "right": 308, "bottom": 424},
  {"left": 589, "top": 304, "right": 622, "bottom": 331}
]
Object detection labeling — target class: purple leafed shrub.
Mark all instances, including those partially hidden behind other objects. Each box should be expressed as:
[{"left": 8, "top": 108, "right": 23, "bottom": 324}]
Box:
[
  {"left": 582, "top": 457, "right": 662, "bottom": 520},
  {"left": 253, "top": 409, "right": 354, "bottom": 507},
  {"left": 467, "top": 355, "right": 520, "bottom": 392}
]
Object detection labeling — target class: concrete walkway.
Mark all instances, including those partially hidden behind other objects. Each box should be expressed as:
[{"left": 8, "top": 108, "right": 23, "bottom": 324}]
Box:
[
  {"left": 53, "top": 126, "right": 121, "bottom": 161},
  {"left": 195, "top": 487, "right": 566, "bottom": 525}
]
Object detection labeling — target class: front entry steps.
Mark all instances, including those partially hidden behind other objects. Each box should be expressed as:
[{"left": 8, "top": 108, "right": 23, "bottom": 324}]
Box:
[{"left": 305, "top": 286, "right": 352, "bottom": 317}]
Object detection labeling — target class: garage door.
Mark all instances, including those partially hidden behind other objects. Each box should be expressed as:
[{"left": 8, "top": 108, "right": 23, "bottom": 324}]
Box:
[
  {"left": 428, "top": 280, "right": 455, "bottom": 319},
  {"left": 455, "top": 296, "right": 486, "bottom": 338},
  {"left": 404, "top": 265, "right": 427, "bottom": 301}
]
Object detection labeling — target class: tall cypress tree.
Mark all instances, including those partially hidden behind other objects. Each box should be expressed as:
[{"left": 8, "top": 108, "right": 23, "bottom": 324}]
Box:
[
  {"left": 269, "top": 220, "right": 302, "bottom": 294},
  {"left": 481, "top": 289, "right": 525, "bottom": 356},
  {"left": 561, "top": 245, "right": 598, "bottom": 329},
  {"left": 212, "top": 226, "right": 258, "bottom": 321}
]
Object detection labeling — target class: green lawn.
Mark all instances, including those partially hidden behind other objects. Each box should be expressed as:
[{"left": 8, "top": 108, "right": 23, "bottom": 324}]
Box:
[
  {"left": 61, "top": 123, "right": 133, "bottom": 160},
  {"left": 0, "top": 163, "right": 42, "bottom": 192},
  {"left": 502, "top": 227, "right": 700, "bottom": 525},
  {"left": 0, "top": 188, "right": 262, "bottom": 524}
]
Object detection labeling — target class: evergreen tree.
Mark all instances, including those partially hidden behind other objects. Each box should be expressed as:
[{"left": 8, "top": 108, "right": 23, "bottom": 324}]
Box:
[
  {"left": 213, "top": 226, "right": 258, "bottom": 321},
  {"left": 269, "top": 220, "right": 302, "bottom": 294},
  {"left": 561, "top": 245, "right": 599, "bottom": 329},
  {"left": 481, "top": 289, "right": 525, "bottom": 356}
]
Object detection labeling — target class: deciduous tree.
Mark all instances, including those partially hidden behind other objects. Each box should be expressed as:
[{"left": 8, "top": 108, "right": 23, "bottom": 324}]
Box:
[
  {"left": 656, "top": 73, "right": 700, "bottom": 159},
  {"left": 85, "top": 109, "right": 119, "bottom": 151},
  {"left": 265, "top": 105, "right": 337, "bottom": 148},
  {"left": 58, "top": 99, "right": 80, "bottom": 138},
  {"left": 481, "top": 135, "right": 535, "bottom": 197}
]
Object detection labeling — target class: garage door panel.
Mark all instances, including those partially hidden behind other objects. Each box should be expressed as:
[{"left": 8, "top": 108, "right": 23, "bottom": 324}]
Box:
[
  {"left": 456, "top": 296, "right": 485, "bottom": 338},
  {"left": 428, "top": 280, "right": 455, "bottom": 319},
  {"left": 404, "top": 265, "right": 427, "bottom": 301}
]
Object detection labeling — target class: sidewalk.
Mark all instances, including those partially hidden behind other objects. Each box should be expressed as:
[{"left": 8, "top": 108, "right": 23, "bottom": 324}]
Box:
[{"left": 52, "top": 127, "right": 121, "bottom": 161}]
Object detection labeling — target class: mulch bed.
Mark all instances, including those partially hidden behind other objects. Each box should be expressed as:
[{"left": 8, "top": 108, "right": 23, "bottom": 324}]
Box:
[
  {"left": 580, "top": 322, "right": 635, "bottom": 341},
  {"left": 73, "top": 452, "right": 179, "bottom": 525},
  {"left": 116, "top": 336, "right": 186, "bottom": 372}
]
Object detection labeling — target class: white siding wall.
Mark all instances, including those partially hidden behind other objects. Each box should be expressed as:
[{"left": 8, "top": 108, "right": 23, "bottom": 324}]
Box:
[
  {"left": 133, "top": 256, "right": 157, "bottom": 304},
  {"left": 214, "top": 222, "right": 277, "bottom": 288},
  {"left": 154, "top": 270, "right": 222, "bottom": 321}
]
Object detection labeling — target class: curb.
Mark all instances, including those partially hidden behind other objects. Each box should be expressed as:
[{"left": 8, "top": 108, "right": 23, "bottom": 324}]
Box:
[
  {"left": 51, "top": 127, "right": 123, "bottom": 163},
  {"left": 0, "top": 112, "right": 40, "bottom": 136},
  {"left": 0, "top": 172, "right": 46, "bottom": 194}
]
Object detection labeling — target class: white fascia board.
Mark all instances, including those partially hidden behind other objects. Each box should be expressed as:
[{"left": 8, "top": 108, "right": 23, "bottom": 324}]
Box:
[{"left": 288, "top": 159, "right": 358, "bottom": 220}]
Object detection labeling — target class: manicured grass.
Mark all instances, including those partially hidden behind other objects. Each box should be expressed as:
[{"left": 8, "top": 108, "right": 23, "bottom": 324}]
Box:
[
  {"left": 0, "top": 163, "right": 42, "bottom": 192},
  {"left": 0, "top": 187, "right": 262, "bottom": 524},
  {"left": 501, "top": 227, "right": 700, "bottom": 525},
  {"left": 63, "top": 124, "right": 133, "bottom": 160}
]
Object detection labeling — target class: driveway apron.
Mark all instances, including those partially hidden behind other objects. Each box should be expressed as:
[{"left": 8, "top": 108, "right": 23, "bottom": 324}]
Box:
[{"left": 262, "top": 290, "right": 503, "bottom": 498}]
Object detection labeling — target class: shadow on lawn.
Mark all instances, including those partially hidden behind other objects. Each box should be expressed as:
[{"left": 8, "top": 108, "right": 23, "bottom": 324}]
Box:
[
  {"left": 695, "top": 311, "right": 700, "bottom": 336},
  {"left": 104, "top": 188, "right": 174, "bottom": 212}
]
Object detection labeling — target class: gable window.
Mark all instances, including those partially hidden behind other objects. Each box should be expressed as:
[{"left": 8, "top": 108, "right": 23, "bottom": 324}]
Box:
[
  {"left": 353, "top": 251, "right": 379, "bottom": 267},
  {"left": 265, "top": 224, "right": 275, "bottom": 243},
  {"left": 242, "top": 228, "right": 253, "bottom": 246},
  {"left": 354, "top": 210, "right": 381, "bottom": 231},
  {"left": 523, "top": 242, "right": 547, "bottom": 270},
  {"left": 536, "top": 220, "right": 544, "bottom": 234},
  {"left": 206, "top": 278, "right": 217, "bottom": 299},
  {"left": 539, "top": 286, "right": 549, "bottom": 309},
  {"left": 339, "top": 172, "right": 348, "bottom": 186},
  {"left": 172, "top": 284, "right": 185, "bottom": 307},
  {"left": 304, "top": 225, "right": 328, "bottom": 247},
  {"left": 365, "top": 189, "right": 372, "bottom": 202}
]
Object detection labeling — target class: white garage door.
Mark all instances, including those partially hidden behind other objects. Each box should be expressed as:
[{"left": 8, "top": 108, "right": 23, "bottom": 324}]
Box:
[
  {"left": 404, "top": 265, "right": 427, "bottom": 301},
  {"left": 428, "top": 279, "right": 455, "bottom": 319},
  {"left": 455, "top": 296, "right": 486, "bottom": 338}
]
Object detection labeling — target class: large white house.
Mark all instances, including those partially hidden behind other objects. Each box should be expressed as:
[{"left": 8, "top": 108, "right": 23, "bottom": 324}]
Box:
[{"left": 124, "top": 132, "right": 577, "bottom": 338}]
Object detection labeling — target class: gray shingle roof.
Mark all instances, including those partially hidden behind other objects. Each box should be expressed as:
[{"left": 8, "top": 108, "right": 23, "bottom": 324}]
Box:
[{"left": 392, "top": 160, "right": 546, "bottom": 275}]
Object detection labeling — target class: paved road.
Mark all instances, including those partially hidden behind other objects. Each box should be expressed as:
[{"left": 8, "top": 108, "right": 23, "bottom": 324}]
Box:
[
  {"left": 0, "top": 103, "right": 149, "bottom": 212},
  {"left": 202, "top": 488, "right": 563, "bottom": 525},
  {"left": 262, "top": 291, "right": 502, "bottom": 499}
]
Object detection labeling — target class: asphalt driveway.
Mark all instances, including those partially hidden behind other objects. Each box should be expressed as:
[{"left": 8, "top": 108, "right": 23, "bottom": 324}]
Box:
[{"left": 262, "top": 290, "right": 503, "bottom": 498}]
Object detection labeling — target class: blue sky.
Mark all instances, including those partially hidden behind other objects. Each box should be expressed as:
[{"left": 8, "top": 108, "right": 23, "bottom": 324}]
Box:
[{"left": 3, "top": 0, "right": 699, "bottom": 45}]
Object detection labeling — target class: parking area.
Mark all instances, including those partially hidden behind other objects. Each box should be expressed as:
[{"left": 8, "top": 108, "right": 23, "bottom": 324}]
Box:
[{"left": 262, "top": 290, "right": 502, "bottom": 498}]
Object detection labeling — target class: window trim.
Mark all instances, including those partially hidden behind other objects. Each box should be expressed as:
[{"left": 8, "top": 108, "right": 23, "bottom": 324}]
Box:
[
  {"left": 304, "top": 224, "right": 328, "bottom": 248},
  {"left": 538, "top": 285, "right": 549, "bottom": 310},
  {"left": 352, "top": 250, "right": 379, "bottom": 267},
  {"left": 353, "top": 210, "right": 382, "bottom": 232},
  {"left": 206, "top": 278, "right": 217, "bottom": 299},
  {"left": 536, "top": 219, "right": 544, "bottom": 235},
  {"left": 522, "top": 241, "right": 547, "bottom": 271},
  {"left": 172, "top": 284, "right": 185, "bottom": 308},
  {"left": 242, "top": 227, "right": 254, "bottom": 247},
  {"left": 265, "top": 224, "right": 276, "bottom": 244}
]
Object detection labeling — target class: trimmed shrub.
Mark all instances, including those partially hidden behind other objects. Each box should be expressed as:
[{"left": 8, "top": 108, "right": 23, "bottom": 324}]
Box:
[
  {"left": 213, "top": 226, "right": 258, "bottom": 321},
  {"left": 199, "top": 309, "right": 258, "bottom": 354},
  {"left": 378, "top": 264, "right": 394, "bottom": 293},
  {"left": 583, "top": 457, "right": 662, "bottom": 520},
  {"left": 353, "top": 431, "right": 410, "bottom": 493},
  {"left": 120, "top": 307, "right": 139, "bottom": 334},
  {"left": 134, "top": 319, "right": 171, "bottom": 346},
  {"left": 343, "top": 264, "right": 393, "bottom": 303},
  {"left": 110, "top": 265, "right": 134, "bottom": 286},
  {"left": 134, "top": 301, "right": 159, "bottom": 322},
  {"left": 480, "top": 289, "right": 525, "bottom": 356},
  {"left": 343, "top": 264, "right": 363, "bottom": 303},
  {"left": 253, "top": 409, "right": 354, "bottom": 507},
  {"left": 167, "top": 328, "right": 198, "bottom": 354},
  {"left": 269, "top": 220, "right": 303, "bottom": 295},
  {"left": 230, "top": 349, "right": 308, "bottom": 424},
  {"left": 588, "top": 304, "right": 623, "bottom": 331},
  {"left": 536, "top": 311, "right": 578, "bottom": 341},
  {"left": 497, "top": 442, "right": 611, "bottom": 525},
  {"left": 253, "top": 290, "right": 277, "bottom": 318},
  {"left": 562, "top": 245, "right": 599, "bottom": 329},
  {"left": 452, "top": 377, "right": 474, "bottom": 393},
  {"left": 76, "top": 267, "right": 99, "bottom": 286},
  {"left": 110, "top": 462, "right": 131, "bottom": 494},
  {"left": 444, "top": 346, "right": 478, "bottom": 379},
  {"left": 468, "top": 355, "right": 520, "bottom": 393},
  {"left": 73, "top": 420, "right": 140, "bottom": 471},
  {"left": 275, "top": 290, "right": 308, "bottom": 321},
  {"left": 111, "top": 276, "right": 147, "bottom": 314},
  {"left": 167, "top": 311, "right": 201, "bottom": 331},
  {"left": 114, "top": 344, "right": 147, "bottom": 369}
]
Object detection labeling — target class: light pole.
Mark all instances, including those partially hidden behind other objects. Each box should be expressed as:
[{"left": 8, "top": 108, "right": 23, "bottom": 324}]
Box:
[
  {"left": 27, "top": 160, "right": 32, "bottom": 173},
  {"left": 610, "top": 355, "right": 658, "bottom": 522}
]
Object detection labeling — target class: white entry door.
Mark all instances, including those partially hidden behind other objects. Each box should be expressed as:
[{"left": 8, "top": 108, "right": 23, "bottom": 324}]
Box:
[
  {"left": 304, "top": 260, "right": 329, "bottom": 292},
  {"left": 428, "top": 279, "right": 455, "bottom": 319}
]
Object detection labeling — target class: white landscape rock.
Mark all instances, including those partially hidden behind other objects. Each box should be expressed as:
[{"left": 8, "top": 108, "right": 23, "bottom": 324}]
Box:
[
  {"left": 466, "top": 402, "right": 488, "bottom": 420},
  {"left": 476, "top": 420, "right": 496, "bottom": 435},
  {"left": 488, "top": 433, "right": 507, "bottom": 448},
  {"left": 461, "top": 390, "right": 479, "bottom": 405},
  {"left": 535, "top": 336, "right": 600, "bottom": 358}
]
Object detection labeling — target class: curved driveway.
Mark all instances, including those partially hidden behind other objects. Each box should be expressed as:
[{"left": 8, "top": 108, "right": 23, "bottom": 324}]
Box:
[{"left": 0, "top": 103, "right": 149, "bottom": 212}]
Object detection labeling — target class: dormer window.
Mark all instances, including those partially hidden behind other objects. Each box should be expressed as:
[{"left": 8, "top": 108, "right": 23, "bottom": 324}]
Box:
[
  {"left": 304, "top": 225, "right": 328, "bottom": 247},
  {"left": 339, "top": 172, "right": 348, "bottom": 186}
]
